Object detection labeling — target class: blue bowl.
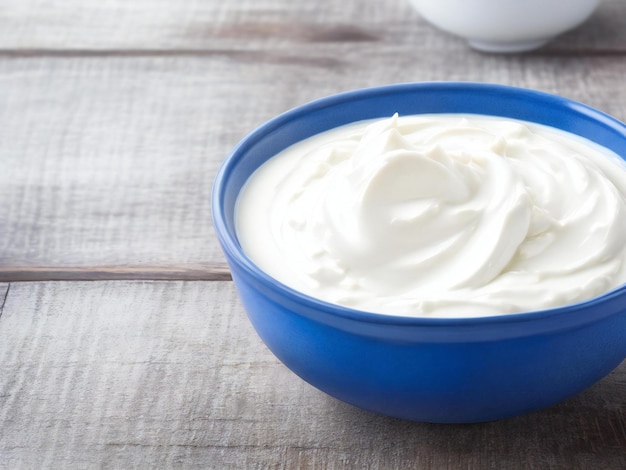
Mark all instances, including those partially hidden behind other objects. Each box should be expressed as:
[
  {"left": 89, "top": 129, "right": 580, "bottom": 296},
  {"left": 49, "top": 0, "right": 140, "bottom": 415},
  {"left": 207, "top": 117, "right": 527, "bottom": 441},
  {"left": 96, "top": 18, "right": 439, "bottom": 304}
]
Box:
[{"left": 212, "top": 82, "right": 626, "bottom": 423}]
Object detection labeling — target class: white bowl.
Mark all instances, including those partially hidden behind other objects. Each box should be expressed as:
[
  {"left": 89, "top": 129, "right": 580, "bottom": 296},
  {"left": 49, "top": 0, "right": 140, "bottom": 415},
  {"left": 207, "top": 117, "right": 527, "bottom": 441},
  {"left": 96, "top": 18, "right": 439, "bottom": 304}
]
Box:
[{"left": 409, "top": 0, "right": 601, "bottom": 52}]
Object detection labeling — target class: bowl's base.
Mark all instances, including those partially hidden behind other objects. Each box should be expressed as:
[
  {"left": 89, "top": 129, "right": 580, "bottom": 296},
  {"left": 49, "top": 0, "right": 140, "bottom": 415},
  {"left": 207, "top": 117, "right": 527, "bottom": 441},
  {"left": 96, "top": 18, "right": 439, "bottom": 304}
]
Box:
[{"left": 468, "top": 38, "right": 550, "bottom": 53}]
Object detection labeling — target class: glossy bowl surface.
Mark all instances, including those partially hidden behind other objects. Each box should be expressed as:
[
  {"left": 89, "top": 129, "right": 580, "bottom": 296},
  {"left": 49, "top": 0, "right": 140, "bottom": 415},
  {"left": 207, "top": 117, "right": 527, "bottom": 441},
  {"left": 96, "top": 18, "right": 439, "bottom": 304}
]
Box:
[
  {"left": 212, "top": 82, "right": 626, "bottom": 423},
  {"left": 409, "top": 0, "right": 600, "bottom": 52}
]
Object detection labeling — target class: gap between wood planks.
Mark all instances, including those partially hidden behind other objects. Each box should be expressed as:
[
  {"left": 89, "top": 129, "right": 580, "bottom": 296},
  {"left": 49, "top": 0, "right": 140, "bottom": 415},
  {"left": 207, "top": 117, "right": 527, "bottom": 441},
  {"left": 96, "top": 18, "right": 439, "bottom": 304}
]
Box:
[
  {"left": 0, "top": 265, "right": 232, "bottom": 282},
  {"left": 0, "top": 284, "right": 10, "bottom": 319},
  {"left": 0, "top": 48, "right": 624, "bottom": 59}
]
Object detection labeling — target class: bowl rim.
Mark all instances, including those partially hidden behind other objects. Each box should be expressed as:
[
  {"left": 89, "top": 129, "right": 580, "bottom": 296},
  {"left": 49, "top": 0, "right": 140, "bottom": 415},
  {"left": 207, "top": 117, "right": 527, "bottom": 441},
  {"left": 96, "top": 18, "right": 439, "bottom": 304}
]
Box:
[{"left": 212, "top": 81, "right": 626, "bottom": 328}]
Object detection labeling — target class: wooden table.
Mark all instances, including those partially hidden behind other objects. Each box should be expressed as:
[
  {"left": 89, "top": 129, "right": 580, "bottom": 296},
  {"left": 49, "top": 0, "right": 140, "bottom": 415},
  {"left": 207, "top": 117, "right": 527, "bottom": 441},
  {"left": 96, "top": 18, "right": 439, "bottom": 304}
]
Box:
[{"left": 1, "top": 1, "right": 625, "bottom": 468}]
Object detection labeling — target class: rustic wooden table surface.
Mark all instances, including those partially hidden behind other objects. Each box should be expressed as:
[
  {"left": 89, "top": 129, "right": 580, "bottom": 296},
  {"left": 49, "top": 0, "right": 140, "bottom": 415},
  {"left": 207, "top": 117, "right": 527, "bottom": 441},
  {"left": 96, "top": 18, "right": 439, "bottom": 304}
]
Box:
[{"left": 1, "top": 1, "right": 625, "bottom": 468}]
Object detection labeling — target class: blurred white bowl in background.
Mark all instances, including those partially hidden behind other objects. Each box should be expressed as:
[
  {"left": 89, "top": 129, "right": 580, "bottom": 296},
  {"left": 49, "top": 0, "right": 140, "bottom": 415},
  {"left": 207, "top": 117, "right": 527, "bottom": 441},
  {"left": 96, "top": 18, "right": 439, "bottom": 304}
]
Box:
[{"left": 409, "top": 0, "right": 601, "bottom": 52}]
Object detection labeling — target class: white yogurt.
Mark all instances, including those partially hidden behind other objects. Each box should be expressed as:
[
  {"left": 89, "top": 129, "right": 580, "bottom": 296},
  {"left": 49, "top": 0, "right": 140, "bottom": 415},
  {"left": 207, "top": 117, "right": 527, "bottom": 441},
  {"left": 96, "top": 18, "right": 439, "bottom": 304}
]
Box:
[{"left": 235, "top": 114, "right": 626, "bottom": 317}]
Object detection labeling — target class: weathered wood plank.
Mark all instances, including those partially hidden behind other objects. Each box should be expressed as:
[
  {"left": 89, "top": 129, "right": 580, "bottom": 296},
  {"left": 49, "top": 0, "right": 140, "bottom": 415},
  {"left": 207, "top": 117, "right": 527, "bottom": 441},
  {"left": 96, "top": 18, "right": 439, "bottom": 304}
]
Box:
[
  {"left": 0, "top": 0, "right": 624, "bottom": 53},
  {"left": 1, "top": 54, "right": 625, "bottom": 275},
  {"left": 0, "top": 281, "right": 624, "bottom": 469}
]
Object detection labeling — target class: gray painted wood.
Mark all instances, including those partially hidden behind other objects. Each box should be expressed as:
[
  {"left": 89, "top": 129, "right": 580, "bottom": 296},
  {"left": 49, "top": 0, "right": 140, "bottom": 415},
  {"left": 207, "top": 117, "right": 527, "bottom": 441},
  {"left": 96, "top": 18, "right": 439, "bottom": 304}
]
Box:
[
  {"left": 0, "top": 54, "right": 625, "bottom": 276},
  {"left": 0, "top": 281, "right": 624, "bottom": 469},
  {"left": 0, "top": 0, "right": 624, "bottom": 53}
]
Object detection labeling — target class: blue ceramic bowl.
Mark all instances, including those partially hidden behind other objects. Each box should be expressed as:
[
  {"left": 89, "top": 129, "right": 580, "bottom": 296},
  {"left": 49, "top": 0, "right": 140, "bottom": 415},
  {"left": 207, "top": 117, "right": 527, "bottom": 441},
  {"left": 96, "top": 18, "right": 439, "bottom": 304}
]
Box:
[{"left": 212, "top": 82, "right": 626, "bottom": 423}]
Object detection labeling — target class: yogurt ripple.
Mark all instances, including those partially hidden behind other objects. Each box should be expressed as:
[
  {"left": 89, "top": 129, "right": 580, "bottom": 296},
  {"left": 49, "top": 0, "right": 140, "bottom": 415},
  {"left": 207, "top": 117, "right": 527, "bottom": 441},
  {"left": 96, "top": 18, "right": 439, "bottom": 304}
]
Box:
[{"left": 236, "top": 114, "right": 626, "bottom": 317}]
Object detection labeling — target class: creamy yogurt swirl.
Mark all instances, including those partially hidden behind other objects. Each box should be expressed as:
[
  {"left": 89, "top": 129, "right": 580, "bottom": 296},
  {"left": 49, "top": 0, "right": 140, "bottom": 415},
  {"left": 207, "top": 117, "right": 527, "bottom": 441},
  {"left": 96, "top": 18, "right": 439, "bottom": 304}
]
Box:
[{"left": 236, "top": 114, "right": 626, "bottom": 317}]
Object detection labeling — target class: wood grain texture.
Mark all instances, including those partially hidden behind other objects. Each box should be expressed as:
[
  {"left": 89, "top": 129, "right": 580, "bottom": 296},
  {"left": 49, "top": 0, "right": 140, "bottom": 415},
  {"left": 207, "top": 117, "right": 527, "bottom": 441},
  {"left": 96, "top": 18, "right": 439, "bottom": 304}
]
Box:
[
  {"left": 0, "top": 281, "right": 624, "bottom": 469},
  {"left": 0, "top": 0, "right": 624, "bottom": 53},
  {"left": 1, "top": 54, "right": 626, "bottom": 274}
]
